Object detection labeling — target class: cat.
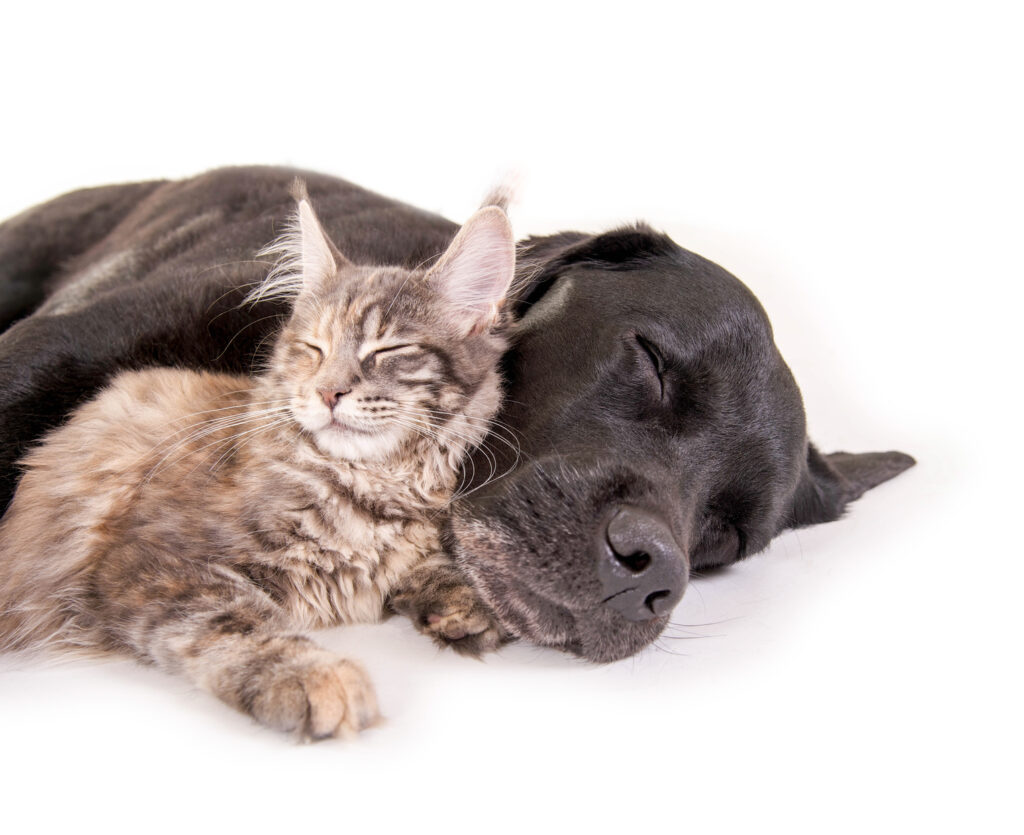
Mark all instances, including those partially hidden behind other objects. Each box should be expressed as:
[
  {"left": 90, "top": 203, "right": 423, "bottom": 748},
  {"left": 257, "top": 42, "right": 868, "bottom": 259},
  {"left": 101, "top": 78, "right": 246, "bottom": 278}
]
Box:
[{"left": 0, "top": 183, "right": 516, "bottom": 739}]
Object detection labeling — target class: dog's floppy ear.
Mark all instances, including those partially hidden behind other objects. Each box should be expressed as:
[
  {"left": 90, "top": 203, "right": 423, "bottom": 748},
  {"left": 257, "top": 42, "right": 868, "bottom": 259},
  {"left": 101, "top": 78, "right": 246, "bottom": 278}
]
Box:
[
  {"left": 513, "top": 225, "right": 679, "bottom": 315},
  {"left": 782, "top": 444, "right": 915, "bottom": 530},
  {"left": 512, "top": 232, "right": 590, "bottom": 314}
]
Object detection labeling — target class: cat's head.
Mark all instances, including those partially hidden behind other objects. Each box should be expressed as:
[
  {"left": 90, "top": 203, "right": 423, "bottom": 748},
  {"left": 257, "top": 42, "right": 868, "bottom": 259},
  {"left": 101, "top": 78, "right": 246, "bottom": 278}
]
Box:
[{"left": 252, "top": 186, "right": 516, "bottom": 464}]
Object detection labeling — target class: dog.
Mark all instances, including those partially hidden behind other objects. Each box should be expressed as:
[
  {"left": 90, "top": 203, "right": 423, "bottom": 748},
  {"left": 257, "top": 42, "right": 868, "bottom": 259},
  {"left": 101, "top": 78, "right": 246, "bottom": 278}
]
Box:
[{"left": 0, "top": 166, "right": 914, "bottom": 662}]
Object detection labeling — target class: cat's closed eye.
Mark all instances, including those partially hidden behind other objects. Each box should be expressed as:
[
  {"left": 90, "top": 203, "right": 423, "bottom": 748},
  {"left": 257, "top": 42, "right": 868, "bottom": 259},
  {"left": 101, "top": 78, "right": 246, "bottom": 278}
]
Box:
[
  {"left": 366, "top": 344, "right": 420, "bottom": 364},
  {"left": 298, "top": 341, "right": 325, "bottom": 362}
]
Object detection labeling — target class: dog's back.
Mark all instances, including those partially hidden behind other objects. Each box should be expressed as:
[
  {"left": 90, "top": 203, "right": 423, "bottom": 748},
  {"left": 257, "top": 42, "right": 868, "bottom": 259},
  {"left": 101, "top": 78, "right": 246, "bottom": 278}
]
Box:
[{"left": 0, "top": 180, "right": 166, "bottom": 331}]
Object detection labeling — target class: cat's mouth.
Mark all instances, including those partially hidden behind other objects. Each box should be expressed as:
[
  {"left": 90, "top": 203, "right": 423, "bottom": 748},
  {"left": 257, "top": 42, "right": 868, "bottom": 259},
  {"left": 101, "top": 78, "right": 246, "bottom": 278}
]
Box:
[{"left": 326, "top": 416, "right": 376, "bottom": 436}]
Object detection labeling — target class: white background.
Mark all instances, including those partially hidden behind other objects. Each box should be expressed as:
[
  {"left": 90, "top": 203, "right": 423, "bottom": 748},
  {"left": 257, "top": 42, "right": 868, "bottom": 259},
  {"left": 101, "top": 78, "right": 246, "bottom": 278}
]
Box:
[{"left": 1, "top": 1, "right": 1020, "bottom": 833}]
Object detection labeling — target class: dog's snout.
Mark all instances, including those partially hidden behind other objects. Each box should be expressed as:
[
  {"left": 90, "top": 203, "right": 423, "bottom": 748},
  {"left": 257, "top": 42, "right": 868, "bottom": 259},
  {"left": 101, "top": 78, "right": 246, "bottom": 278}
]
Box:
[{"left": 598, "top": 507, "right": 687, "bottom": 622}]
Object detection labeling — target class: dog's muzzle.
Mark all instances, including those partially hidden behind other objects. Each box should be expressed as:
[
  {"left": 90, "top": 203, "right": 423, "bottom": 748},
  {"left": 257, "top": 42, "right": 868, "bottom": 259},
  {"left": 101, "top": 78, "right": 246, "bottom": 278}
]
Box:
[{"left": 451, "top": 454, "right": 692, "bottom": 661}]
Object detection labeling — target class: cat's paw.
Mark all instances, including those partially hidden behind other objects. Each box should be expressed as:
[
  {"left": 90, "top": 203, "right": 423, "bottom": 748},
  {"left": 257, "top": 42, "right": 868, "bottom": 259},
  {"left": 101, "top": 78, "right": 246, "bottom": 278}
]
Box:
[
  {"left": 415, "top": 584, "right": 509, "bottom": 657},
  {"left": 247, "top": 649, "right": 380, "bottom": 741}
]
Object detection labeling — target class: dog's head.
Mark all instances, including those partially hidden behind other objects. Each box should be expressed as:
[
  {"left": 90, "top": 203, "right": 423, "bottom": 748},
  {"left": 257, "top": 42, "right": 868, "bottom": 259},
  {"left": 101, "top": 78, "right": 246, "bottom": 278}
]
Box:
[{"left": 448, "top": 226, "right": 914, "bottom": 662}]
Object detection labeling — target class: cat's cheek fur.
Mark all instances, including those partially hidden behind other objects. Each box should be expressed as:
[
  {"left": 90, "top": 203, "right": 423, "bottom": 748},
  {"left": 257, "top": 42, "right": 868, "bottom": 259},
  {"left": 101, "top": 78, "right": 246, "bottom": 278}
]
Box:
[{"left": 291, "top": 395, "right": 332, "bottom": 434}]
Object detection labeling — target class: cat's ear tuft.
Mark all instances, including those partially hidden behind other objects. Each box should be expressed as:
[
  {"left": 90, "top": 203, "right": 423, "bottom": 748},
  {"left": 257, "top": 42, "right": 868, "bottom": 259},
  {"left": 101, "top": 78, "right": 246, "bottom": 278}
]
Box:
[
  {"left": 296, "top": 198, "right": 350, "bottom": 289},
  {"left": 247, "top": 186, "right": 349, "bottom": 305},
  {"left": 427, "top": 206, "right": 515, "bottom": 332}
]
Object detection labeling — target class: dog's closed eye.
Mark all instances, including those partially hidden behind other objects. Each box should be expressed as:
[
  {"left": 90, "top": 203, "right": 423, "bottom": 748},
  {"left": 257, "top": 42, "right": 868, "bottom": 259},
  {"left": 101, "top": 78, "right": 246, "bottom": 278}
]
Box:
[{"left": 635, "top": 334, "right": 665, "bottom": 398}]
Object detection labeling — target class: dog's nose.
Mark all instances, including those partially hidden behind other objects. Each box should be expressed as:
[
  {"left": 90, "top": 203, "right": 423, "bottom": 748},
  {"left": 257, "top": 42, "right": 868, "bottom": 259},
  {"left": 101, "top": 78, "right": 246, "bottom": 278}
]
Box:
[
  {"left": 597, "top": 507, "right": 687, "bottom": 621},
  {"left": 318, "top": 387, "right": 352, "bottom": 408}
]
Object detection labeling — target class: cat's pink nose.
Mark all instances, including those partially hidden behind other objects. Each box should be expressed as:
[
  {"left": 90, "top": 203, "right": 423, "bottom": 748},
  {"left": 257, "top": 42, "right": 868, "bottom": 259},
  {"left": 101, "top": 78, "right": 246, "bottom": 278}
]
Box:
[{"left": 318, "top": 387, "right": 352, "bottom": 408}]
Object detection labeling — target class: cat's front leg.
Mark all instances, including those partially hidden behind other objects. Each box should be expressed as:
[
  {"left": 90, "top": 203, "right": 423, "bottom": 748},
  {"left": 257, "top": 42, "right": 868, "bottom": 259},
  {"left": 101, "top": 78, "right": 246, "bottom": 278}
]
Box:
[
  {"left": 389, "top": 555, "right": 510, "bottom": 656},
  {"left": 199, "top": 633, "right": 379, "bottom": 740},
  {"left": 93, "top": 553, "right": 379, "bottom": 740}
]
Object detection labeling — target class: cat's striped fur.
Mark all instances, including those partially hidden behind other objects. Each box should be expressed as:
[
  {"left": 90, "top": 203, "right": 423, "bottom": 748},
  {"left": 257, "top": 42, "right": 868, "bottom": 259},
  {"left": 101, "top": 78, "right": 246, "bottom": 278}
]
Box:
[{"left": 0, "top": 188, "right": 516, "bottom": 739}]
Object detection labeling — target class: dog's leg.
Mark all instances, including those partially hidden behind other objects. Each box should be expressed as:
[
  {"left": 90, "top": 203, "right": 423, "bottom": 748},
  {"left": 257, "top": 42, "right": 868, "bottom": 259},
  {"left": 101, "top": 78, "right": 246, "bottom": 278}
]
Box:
[{"left": 389, "top": 554, "right": 510, "bottom": 656}]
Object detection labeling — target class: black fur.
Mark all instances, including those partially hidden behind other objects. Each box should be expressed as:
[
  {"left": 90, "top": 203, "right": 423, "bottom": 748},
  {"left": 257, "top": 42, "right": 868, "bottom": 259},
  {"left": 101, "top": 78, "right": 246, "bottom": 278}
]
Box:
[{"left": 0, "top": 167, "right": 914, "bottom": 661}]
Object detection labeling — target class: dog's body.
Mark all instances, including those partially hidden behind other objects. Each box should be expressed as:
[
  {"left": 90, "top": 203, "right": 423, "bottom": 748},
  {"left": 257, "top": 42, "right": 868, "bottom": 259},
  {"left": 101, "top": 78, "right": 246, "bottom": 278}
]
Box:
[{"left": 0, "top": 167, "right": 913, "bottom": 662}]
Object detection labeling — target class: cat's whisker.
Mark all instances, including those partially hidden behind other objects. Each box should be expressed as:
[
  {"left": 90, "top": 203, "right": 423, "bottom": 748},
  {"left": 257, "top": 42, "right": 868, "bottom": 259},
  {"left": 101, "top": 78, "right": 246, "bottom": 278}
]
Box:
[
  {"left": 172, "top": 414, "right": 296, "bottom": 481},
  {"left": 385, "top": 417, "right": 489, "bottom": 507},
  {"left": 168, "top": 398, "right": 292, "bottom": 426},
  {"left": 176, "top": 408, "right": 293, "bottom": 441},
  {"left": 384, "top": 412, "right": 508, "bottom": 500},
  {"left": 388, "top": 404, "right": 508, "bottom": 445},
  {"left": 393, "top": 404, "right": 523, "bottom": 449},
  {"left": 382, "top": 415, "right": 473, "bottom": 487},
  {"left": 155, "top": 405, "right": 293, "bottom": 448},
  {"left": 394, "top": 411, "right": 500, "bottom": 475},
  {"left": 449, "top": 442, "right": 522, "bottom": 502},
  {"left": 383, "top": 413, "right": 488, "bottom": 475},
  {"left": 207, "top": 416, "right": 296, "bottom": 473},
  {"left": 143, "top": 408, "right": 294, "bottom": 481},
  {"left": 213, "top": 313, "right": 290, "bottom": 363},
  {"left": 167, "top": 413, "right": 290, "bottom": 479}
]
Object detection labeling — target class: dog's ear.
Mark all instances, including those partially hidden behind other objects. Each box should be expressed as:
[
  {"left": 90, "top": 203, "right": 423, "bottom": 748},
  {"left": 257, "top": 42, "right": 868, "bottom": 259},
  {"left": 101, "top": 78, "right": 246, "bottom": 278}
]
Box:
[
  {"left": 512, "top": 232, "right": 590, "bottom": 314},
  {"left": 782, "top": 443, "right": 915, "bottom": 530},
  {"left": 513, "top": 225, "right": 679, "bottom": 315}
]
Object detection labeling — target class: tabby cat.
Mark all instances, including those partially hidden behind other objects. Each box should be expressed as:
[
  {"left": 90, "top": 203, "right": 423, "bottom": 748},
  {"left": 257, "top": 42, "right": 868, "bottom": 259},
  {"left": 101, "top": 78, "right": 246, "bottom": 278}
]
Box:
[{"left": 0, "top": 185, "right": 516, "bottom": 739}]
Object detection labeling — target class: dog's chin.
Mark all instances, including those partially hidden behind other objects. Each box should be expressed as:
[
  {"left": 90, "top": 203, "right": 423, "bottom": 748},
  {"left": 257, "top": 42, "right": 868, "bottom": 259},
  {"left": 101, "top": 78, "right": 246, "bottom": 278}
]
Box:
[{"left": 448, "top": 513, "right": 668, "bottom": 663}]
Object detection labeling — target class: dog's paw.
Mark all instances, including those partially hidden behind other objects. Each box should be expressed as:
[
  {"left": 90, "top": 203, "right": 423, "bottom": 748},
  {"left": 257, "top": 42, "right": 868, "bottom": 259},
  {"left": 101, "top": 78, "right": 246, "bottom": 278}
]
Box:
[{"left": 245, "top": 648, "right": 380, "bottom": 741}]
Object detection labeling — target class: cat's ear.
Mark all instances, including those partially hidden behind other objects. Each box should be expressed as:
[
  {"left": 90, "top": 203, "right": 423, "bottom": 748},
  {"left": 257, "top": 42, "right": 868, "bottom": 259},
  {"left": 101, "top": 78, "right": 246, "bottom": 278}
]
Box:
[
  {"left": 248, "top": 188, "right": 350, "bottom": 305},
  {"left": 427, "top": 206, "right": 515, "bottom": 333},
  {"left": 295, "top": 197, "right": 350, "bottom": 290}
]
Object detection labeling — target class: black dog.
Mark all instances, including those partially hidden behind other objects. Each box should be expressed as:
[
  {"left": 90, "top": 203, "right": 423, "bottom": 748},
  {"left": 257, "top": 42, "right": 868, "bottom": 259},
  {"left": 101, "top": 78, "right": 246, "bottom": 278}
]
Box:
[{"left": 0, "top": 167, "right": 914, "bottom": 662}]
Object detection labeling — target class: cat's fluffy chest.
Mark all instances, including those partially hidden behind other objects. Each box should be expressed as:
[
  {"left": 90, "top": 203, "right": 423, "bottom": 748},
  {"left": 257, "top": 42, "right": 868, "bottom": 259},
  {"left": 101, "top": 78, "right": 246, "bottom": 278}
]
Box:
[
  {"left": 238, "top": 433, "right": 453, "bottom": 629},
  {"left": 18, "top": 366, "right": 455, "bottom": 635}
]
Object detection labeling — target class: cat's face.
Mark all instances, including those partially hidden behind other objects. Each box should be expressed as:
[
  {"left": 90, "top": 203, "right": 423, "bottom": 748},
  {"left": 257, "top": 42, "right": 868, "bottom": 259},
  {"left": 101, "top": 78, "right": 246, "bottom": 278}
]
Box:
[
  {"left": 256, "top": 193, "right": 515, "bottom": 463},
  {"left": 273, "top": 268, "right": 503, "bottom": 461}
]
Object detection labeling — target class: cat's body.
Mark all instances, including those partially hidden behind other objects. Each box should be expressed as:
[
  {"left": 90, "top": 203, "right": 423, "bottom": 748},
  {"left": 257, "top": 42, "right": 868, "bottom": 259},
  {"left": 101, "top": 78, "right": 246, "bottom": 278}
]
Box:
[
  {"left": 0, "top": 188, "right": 516, "bottom": 738},
  {"left": 0, "top": 367, "right": 454, "bottom": 646}
]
